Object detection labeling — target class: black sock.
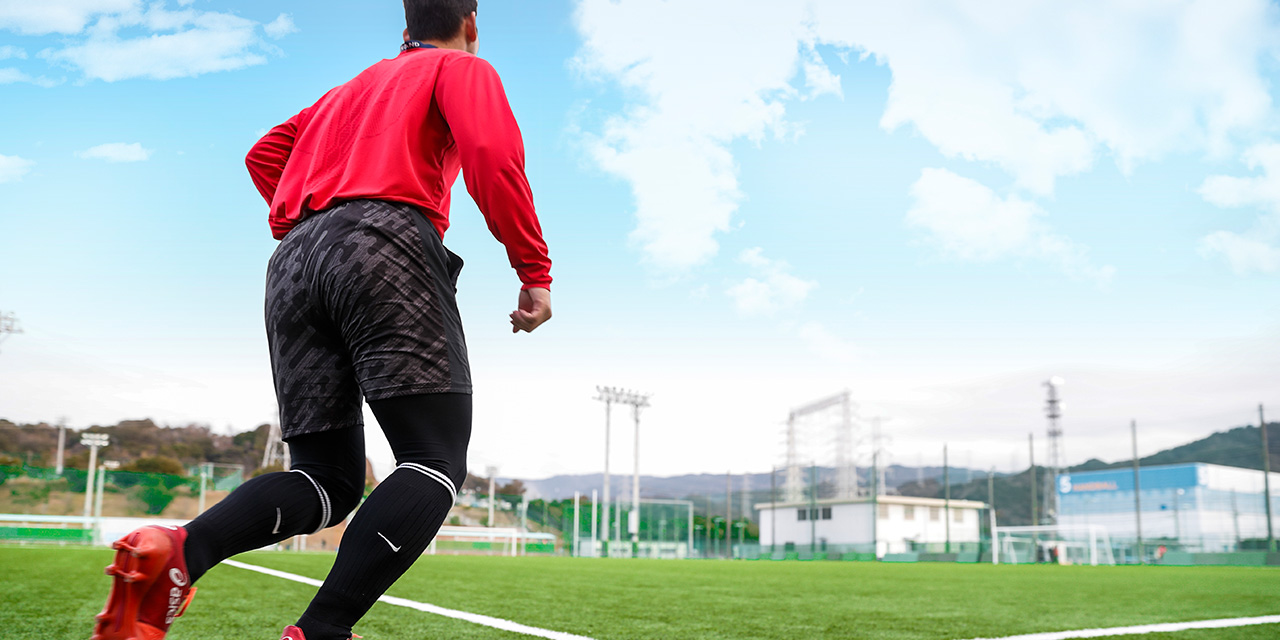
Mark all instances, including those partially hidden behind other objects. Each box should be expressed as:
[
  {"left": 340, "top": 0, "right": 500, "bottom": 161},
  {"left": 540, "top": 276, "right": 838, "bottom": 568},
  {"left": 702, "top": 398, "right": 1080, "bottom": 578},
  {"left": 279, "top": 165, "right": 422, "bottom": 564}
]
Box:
[
  {"left": 296, "top": 465, "right": 455, "bottom": 640},
  {"left": 183, "top": 470, "right": 327, "bottom": 582}
]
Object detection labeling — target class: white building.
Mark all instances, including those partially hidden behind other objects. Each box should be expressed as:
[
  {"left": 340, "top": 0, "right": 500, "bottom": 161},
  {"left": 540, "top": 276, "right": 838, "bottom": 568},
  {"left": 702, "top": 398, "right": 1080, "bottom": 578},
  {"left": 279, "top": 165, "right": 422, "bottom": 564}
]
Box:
[
  {"left": 1057, "top": 462, "right": 1280, "bottom": 552},
  {"left": 756, "top": 495, "right": 987, "bottom": 557}
]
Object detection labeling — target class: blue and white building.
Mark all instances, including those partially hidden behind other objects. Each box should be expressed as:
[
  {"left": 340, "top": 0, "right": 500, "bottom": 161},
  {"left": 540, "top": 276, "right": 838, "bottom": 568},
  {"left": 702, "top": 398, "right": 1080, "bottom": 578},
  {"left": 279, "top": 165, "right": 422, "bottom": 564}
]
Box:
[{"left": 1057, "top": 463, "right": 1280, "bottom": 552}]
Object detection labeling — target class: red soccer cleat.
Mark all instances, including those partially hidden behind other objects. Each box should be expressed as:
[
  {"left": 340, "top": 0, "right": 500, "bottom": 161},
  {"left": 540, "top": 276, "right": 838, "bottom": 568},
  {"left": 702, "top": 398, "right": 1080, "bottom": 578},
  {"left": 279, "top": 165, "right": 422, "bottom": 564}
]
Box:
[
  {"left": 92, "top": 525, "right": 197, "bottom": 640},
  {"left": 280, "top": 626, "right": 361, "bottom": 640}
]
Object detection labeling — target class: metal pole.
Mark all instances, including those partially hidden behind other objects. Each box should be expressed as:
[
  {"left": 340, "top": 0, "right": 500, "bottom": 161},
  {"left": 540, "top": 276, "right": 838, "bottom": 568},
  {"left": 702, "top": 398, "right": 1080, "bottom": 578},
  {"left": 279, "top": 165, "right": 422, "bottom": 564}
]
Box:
[
  {"left": 95, "top": 466, "right": 106, "bottom": 519},
  {"left": 55, "top": 419, "right": 66, "bottom": 475},
  {"left": 83, "top": 443, "right": 98, "bottom": 519},
  {"left": 487, "top": 466, "right": 497, "bottom": 529},
  {"left": 198, "top": 463, "right": 208, "bottom": 514},
  {"left": 987, "top": 469, "right": 995, "bottom": 561},
  {"left": 1029, "top": 434, "right": 1037, "bottom": 525},
  {"left": 631, "top": 402, "right": 641, "bottom": 554},
  {"left": 770, "top": 465, "right": 777, "bottom": 557},
  {"left": 590, "top": 489, "right": 599, "bottom": 558},
  {"left": 1173, "top": 489, "right": 1182, "bottom": 544},
  {"left": 809, "top": 464, "right": 817, "bottom": 555},
  {"left": 573, "top": 491, "right": 581, "bottom": 557},
  {"left": 602, "top": 396, "right": 612, "bottom": 557},
  {"left": 725, "top": 471, "right": 732, "bottom": 559},
  {"left": 1029, "top": 434, "right": 1038, "bottom": 562},
  {"left": 1231, "top": 489, "right": 1241, "bottom": 551},
  {"left": 871, "top": 451, "right": 879, "bottom": 559},
  {"left": 944, "top": 444, "right": 951, "bottom": 554},
  {"left": 1260, "top": 404, "right": 1274, "bottom": 552},
  {"left": 1131, "top": 420, "right": 1143, "bottom": 563},
  {"left": 687, "top": 500, "right": 693, "bottom": 559}
]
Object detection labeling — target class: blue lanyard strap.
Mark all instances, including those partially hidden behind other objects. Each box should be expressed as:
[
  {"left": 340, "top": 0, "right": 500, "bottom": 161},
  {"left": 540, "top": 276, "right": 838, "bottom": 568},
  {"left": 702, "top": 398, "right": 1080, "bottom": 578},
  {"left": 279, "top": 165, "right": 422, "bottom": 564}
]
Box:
[{"left": 400, "top": 40, "right": 437, "bottom": 53}]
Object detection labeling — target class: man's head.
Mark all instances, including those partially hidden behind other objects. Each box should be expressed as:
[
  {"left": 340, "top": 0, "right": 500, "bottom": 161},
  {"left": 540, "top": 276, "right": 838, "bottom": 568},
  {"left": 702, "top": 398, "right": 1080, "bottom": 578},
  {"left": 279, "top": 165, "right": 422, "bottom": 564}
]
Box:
[{"left": 403, "top": 0, "right": 479, "bottom": 54}]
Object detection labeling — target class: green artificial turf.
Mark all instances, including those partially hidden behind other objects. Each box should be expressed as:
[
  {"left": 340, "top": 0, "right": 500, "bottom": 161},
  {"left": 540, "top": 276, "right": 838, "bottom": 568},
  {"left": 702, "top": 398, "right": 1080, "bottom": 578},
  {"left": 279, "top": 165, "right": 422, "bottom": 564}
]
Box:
[{"left": 3, "top": 546, "right": 1277, "bottom": 639}]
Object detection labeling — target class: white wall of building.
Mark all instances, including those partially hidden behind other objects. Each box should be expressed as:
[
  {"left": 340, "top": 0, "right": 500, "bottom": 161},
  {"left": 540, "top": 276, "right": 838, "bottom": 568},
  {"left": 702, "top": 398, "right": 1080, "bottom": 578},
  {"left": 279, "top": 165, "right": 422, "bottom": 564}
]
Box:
[{"left": 757, "top": 497, "right": 984, "bottom": 554}]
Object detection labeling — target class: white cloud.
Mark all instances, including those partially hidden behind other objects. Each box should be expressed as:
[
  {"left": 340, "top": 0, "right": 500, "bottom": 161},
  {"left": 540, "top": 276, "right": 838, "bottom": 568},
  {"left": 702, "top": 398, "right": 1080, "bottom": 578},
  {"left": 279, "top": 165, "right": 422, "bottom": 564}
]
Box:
[
  {"left": 810, "top": 0, "right": 1277, "bottom": 194},
  {"left": 1198, "top": 143, "right": 1280, "bottom": 274},
  {"left": 574, "top": 0, "right": 811, "bottom": 270},
  {"left": 0, "top": 66, "right": 57, "bottom": 87},
  {"left": 46, "top": 7, "right": 266, "bottom": 81},
  {"left": 907, "top": 168, "right": 1115, "bottom": 284},
  {"left": 574, "top": 0, "right": 1280, "bottom": 270},
  {"left": 0, "top": 45, "right": 26, "bottom": 59},
  {"left": 263, "top": 13, "right": 296, "bottom": 40},
  {"left": 0, "top": 154, "right": 34, "bottom": 182},
  {"left": 0, "top": 0, "right": 136, "bottom": 35},
  {"left": 726, "top": 248, "right": 817, "bottom": 316},
  {"left": 77, "top": 142, "right": 152, "bottom": 163},
  {"left": 1199, "top": 232, "right": 1280, "bottom": 274}
]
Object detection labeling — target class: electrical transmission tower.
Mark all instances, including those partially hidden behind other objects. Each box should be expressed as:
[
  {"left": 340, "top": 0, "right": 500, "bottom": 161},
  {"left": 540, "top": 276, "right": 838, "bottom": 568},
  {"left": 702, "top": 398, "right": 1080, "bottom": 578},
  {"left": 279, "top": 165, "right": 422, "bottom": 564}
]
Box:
[
  {"left": 785, "top": 391, "right": 857, "bottom": 502},
  {"left": 1043, "top": 377, "right": 1064, "bottom": 523},
  {"left": 0, "top": 311, "right": 23, "bottom": 353}
]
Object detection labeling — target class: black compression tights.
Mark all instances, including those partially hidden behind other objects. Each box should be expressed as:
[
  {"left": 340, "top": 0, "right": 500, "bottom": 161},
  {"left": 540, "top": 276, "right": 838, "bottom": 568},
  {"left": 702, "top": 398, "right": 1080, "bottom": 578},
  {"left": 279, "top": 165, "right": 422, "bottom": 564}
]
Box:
[{"left": 182, "top": 393, "right": 471, "bottom": 640}]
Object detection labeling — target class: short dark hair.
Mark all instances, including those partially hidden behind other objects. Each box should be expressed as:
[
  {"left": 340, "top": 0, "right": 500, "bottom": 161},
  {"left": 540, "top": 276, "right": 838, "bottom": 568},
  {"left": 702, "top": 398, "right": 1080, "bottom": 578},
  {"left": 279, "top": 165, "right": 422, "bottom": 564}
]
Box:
[{"left": 404, "top": 0, "right": 477, "bottom": 42}]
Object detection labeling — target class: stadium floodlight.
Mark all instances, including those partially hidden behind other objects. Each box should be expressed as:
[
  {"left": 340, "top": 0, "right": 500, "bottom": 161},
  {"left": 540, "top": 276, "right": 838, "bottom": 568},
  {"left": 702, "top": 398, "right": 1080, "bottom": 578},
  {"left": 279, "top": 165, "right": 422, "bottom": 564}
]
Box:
[
  {"left": 80, "top": 433, "right": 110, "bottom": 519},
  {"left": 595, "top": 386, "right": 652, "bottom": 557}
]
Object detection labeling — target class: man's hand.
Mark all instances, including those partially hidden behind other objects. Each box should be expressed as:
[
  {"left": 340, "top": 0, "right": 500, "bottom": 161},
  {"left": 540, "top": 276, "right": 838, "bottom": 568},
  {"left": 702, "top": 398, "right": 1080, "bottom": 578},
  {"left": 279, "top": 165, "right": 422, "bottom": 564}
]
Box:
[{"left": 510, "top": 287, "right": 551, "bottom": 334}]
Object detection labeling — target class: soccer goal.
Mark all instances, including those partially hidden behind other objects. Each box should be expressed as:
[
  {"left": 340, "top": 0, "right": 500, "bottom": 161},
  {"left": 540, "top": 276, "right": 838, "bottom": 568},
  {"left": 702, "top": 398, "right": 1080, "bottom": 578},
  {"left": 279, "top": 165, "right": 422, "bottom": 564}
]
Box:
[
  {"left": 426, "top": 526, "right": 557, "bottom": 556},
  {"left": 993, "top": 524, "right": 1115, "bottom": 566}
]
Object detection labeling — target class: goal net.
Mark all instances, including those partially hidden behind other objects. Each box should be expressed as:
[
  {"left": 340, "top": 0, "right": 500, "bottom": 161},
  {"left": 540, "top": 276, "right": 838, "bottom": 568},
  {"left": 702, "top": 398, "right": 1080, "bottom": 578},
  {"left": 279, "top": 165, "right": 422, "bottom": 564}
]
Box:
[{"left": 994, "top": 524, "right": 1115, "bottom": 566}]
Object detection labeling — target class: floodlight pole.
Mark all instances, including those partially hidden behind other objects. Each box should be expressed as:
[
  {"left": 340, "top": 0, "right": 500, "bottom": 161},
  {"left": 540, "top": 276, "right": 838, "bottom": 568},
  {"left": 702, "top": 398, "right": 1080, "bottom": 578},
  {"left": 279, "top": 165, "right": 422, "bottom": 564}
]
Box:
[
  {"left": 1131, "top": 420, "right": 1144, "bottom": 564},
  {"left": 80, "top": 433, "right": 109, "bottom": 519},
  {"left": 1260, "top": 404, "right": 1274, "bottom": 552},
  {"left": 590, "top": 489, "right": 599, "bottom": 557},
  {"left": 596, "top": 387, "right": 651, "bottom": 557},
  {"left": 595, "top": 388, "right": 613, "bottom": 557}
]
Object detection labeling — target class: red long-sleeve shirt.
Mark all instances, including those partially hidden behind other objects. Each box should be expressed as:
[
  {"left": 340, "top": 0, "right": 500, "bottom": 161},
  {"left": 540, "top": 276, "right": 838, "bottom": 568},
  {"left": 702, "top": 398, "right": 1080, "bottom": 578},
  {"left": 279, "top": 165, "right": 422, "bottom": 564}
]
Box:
[{"left": 245, "top": 46, "right": 551, "bottom": 289}]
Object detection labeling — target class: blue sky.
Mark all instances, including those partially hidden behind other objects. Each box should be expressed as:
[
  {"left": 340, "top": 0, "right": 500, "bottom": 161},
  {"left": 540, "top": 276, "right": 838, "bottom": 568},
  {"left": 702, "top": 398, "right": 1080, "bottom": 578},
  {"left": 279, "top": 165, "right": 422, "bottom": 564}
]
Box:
[{"left": 1, "top": 0, "right": 1278, "bottom": 483}]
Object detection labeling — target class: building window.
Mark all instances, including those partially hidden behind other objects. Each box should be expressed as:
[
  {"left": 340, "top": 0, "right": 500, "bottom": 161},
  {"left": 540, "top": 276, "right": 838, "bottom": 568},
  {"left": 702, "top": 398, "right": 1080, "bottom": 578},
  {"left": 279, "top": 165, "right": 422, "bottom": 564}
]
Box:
[
  {"left": 930, "top": 507, "right": 941, "bottom": 521},
  {"left": 953, "top": 509, "right": 964, "bottom": 523},
  {"left": 822, "top": 507, "right": 832, "bottom": 520},
  {"left": 878, "top": 503, "right": 889, "bottom": 519},
  {"left": 797, "top": 508, "right": 807, "bottom": 521},
  {"left": 904, "top": 505, "right": 915, "bottom": 520}
]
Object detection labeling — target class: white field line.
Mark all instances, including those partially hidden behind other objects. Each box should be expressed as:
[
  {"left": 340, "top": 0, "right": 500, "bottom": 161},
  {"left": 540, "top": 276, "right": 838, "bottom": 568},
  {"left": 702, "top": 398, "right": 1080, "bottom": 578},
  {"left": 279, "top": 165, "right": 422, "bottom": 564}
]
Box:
[
  {"left": 222, "top": 559, "right": 596, "bottom": 640},
  {"left": 961, "top": 614, "right": 1280, "bottom": 640}
]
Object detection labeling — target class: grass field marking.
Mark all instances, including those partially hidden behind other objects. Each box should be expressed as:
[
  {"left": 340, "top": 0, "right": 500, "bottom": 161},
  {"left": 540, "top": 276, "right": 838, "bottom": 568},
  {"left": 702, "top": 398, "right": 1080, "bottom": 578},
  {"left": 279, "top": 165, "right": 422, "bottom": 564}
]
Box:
[
  {"left": 221, "top": 559, "right": 597, "bottom": 640},
  {"left": 962, "top": 614, "right": 1280, "bottom": 640}
]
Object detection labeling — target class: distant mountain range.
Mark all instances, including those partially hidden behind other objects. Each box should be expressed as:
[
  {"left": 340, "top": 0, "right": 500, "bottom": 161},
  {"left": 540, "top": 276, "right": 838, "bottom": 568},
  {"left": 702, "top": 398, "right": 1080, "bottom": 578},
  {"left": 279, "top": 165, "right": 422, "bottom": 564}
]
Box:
[{"left": 515, "top": 464, "right": 996, "bottom": 502}]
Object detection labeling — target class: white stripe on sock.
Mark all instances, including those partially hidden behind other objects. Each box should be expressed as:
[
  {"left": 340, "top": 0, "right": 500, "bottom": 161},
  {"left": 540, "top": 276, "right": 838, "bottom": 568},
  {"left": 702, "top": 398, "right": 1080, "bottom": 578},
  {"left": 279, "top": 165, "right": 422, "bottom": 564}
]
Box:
[
  {"left": 398, "top": 463, "right": 458, "bottom": 502},
  {"left": 290, "top": 469, "right": 331, "bottom": 534}
]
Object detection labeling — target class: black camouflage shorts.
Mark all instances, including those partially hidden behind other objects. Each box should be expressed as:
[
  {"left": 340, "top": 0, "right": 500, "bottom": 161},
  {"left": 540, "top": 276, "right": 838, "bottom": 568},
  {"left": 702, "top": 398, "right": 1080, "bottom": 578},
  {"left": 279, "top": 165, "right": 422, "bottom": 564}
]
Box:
[{"left": 266, "top": 199, "right": 471, "bottom": 439}]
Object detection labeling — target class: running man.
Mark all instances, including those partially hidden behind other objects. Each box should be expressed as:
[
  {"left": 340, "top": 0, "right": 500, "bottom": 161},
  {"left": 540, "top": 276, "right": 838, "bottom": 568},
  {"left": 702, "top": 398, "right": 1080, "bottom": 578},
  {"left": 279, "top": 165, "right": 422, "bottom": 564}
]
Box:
[{"left": 91, "top": 2, "right": 552, "bottom": 639}]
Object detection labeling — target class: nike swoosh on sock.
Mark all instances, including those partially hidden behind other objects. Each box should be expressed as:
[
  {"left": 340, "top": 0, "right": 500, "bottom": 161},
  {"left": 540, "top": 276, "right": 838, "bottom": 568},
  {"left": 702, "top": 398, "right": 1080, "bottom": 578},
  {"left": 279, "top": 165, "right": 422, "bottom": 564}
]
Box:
[{"left": 376, "top": 531, "right": 401, "bottom": 552}]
